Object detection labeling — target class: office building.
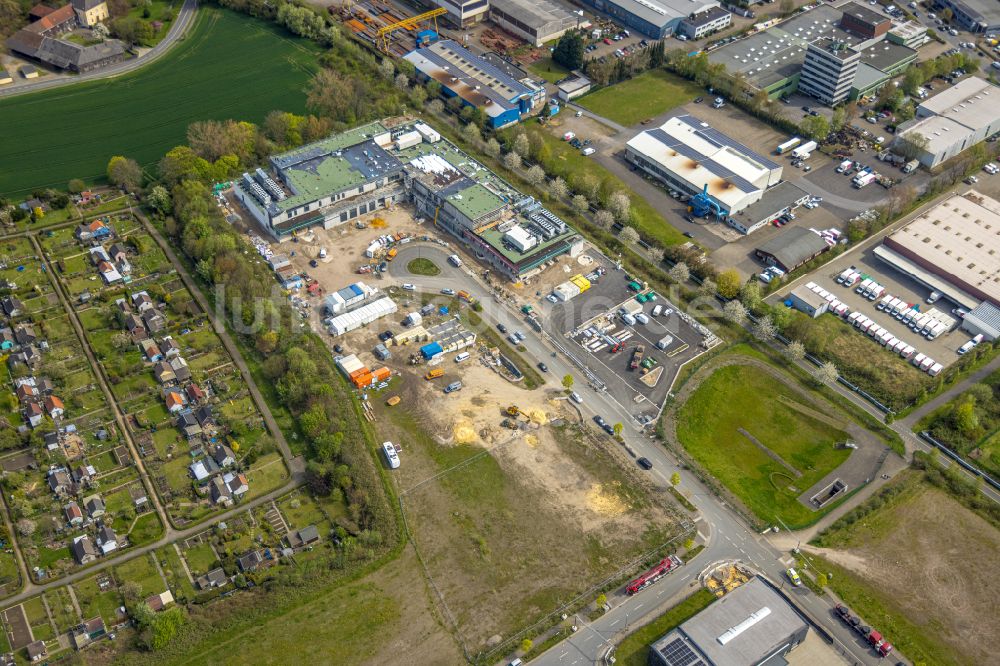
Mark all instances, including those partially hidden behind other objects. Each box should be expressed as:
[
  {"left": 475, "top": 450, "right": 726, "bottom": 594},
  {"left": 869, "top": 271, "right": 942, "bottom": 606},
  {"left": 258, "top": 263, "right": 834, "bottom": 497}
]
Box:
[
  {"left": 798, "top": 38, "right": 862, "bottom": 105},
  {"left": 677, "top": 6, "right": 732, "bottom": 40},
  {"left": 931, "top": 0, "right": 1000, "bottom": 34},
  {"left": 887, "top": 20, "right": 929, "bottom": 49}
]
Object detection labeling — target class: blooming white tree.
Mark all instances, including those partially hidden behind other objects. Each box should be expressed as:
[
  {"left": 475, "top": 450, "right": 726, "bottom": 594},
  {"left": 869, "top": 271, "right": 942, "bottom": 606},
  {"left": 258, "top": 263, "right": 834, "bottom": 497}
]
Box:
[
  {"left": 723, "top": 300, "right": 747, "bottom": 325},
  {"left": 594, "top": 210, "right": 615, "bottom": 230},
  {"left": 502, "top": 151, "right": 522, "bottom": 171},
  {"left": 571, "top": 194, "right": 589, "bottom": 213},
  {"left": 608, "top": 190, "right": 631, "bottom": 223},
  {"left": 525, "top": 165, "right": 546, "bottom": 186},
  {"left": 619, "top": 226, "right": 640, "bottom": 245},
  {"left": 668, "top": 262, "right": 690, "bottom": 284},
  {"left": 548, "top": 177, "right": 568, "bottom": 200},
  {"left": 785, "top": 340, "right": 806, "bottom": 362},
  {"left": 752, "top": 315, "right": 777, "bottom": 342},
  {"left": 813, "top": 361, "right": 839, "bottom": 385}
]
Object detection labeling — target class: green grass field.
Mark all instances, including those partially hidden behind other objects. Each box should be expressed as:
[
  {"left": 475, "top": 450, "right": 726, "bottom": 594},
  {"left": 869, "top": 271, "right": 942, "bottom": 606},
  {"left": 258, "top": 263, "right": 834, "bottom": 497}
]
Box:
[
  {"left": 0, "top": 7, "right": 320, "bottom": 197},
  {"left": 578, "top": 70, "right": 702, "bottom": 126},
  {"left": 528, "top": 57, "right": 571, "bottom": 84},
  {"left": 676, "top": 363, "right": 852, "bottom": 528}
]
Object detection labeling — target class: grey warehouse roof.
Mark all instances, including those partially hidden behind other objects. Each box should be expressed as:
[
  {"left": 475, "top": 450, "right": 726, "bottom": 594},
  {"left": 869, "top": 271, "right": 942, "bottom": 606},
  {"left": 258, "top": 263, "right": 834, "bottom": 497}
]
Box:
[
  {"left": 731, "top": 181, "right": 810, "bottom": 225},
  {"left": 964, "top": 301, "right": 1000, "bottom": 340},
  {"left": 490, "top": 0, "right": 580, "bottom": 33},
  {"left": 599, "top": 0, "right": 720, "bottom": 29},
  {"left": 757, "top": 227, "right": 828, "bottom": 269},
  {"left": 652, "top": 577, "right": 808, "bottom": 666}
]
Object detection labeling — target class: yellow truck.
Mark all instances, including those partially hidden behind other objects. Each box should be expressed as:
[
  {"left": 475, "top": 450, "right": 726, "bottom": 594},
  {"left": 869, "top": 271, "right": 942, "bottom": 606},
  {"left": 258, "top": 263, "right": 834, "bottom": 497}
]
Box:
[{"left": 425, "top": 368, "right": 444, "bottom": 380}]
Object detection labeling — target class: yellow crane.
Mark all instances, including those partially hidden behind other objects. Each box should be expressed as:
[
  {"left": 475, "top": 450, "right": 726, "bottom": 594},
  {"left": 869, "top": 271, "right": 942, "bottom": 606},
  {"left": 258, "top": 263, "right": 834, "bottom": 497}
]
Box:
[{"left": 375, "top": 7, "right": 446, "bottom": 54}]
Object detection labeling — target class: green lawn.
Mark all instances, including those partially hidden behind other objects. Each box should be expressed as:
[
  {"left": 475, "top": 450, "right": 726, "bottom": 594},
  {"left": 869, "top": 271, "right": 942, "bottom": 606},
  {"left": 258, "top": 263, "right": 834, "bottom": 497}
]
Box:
[
  {"left": 183, "top": 543, "right": 218, "bottom": 575},
  {"left": 0, "top": 7, "right": 320, "bottom": 197},
  {"left": 405, "top": 257, "right": 440, "bottom": 276},
  {"left": 578, "top": 70, "right": 702, "bottom": 126},
  {"left": 74, "top": 576, "right": 122, "bottom": 625},
  {"left": 115, "top": 554, "right": 165, "bottom": 597},
  {"left": 614, "top": 589, "right": 716, "bottom": 666},
  {"left": 528, "top": 57, "right": 571, "bottom": 84},
  {"left": 676, "top": 363, "right": 852, "bottom": 528}
]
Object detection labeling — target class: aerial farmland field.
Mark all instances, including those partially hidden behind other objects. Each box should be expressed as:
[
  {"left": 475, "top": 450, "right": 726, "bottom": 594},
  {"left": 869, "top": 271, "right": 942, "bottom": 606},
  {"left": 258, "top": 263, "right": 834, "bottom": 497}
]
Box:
[{"left": 0, "top": 7, "right": 320, "bottom": 197}]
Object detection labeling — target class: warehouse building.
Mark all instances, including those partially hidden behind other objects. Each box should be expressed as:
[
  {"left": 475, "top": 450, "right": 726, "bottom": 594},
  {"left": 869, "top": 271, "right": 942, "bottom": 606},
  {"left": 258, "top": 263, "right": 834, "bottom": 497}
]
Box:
[
  {"left": 893, "top": 77, "right": 1000, "bottom": 168},
  {"left": 429, "top": 0, "right": 489, "bottom": 27},
  {"left": 488, "top": 0, "right": 586, "bottom": 47},
  {"left": 404, "top": 39, "right": 546, "bottom": 128},
  {"left": 556, "top": 75, "right": 592, "bottom": 101},
  {"left": 649, "top": 577, "right": 810, "bottom": 666},
  {"left": 235, "top": 118, "right": 580, "bottom": 282},
  {"left": 625, "top": 115, "right": 783, "bottom": 216},
  {"left": 677, "top": 6, "right": 732, "bottom": 40},
  {"left": 930, "top": 0, "right": 1000, "bottom": 34},
  {"left": 876, "top": 190, "right": 1000, "bottom": 309},
  {"left": 755, "top": 227, "right": 829, "bottom": 272},
  {"left": 576, "top": 0, "right": 721, "bottom": 39},
  {"left": 727, "top": 181, "right": 811, "bottom": 235},
  {"left": 788, "top": 285, "right": 829, "bottom": 318},
  {"left": 850, "top": 41, "right": 918, "bottom": 100},
  {"left": 961, "top": 301, "right": 1000, "bottom": 341}
]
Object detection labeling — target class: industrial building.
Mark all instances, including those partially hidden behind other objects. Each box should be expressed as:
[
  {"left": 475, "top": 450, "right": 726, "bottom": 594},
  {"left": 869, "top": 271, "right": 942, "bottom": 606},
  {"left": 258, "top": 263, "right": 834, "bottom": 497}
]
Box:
[
  {"left": 708, "top": 3, "right": 920, "bottom": 104},
  {"left": 893, "top": 77, "right": 1000, "bottom": 169},
  {"left": 850, "top": 41, "right": 918, "bottom": 100},
  {"left": 726, "top": 181, "right": 811, "bottom": 235},
  {"left": 649, "top": 577, "right": 810, "bottom": 666},
  {"left": 788, "top": 285, "right": 829, "bottom": 318},
  {"left": 875, "top": 191, "right": 1000, "bottom": 309},
  {"left": 755, "top": 227, "right": 829, "bottom": 272},
  {"left": 961, "top": 301, "right": 1000, "bottom": 341},
  {"left": 625, "top": 115, "right": 783, "bottom": 217},
  {"left": 931, "top": 0, "right": 1000, "bottom": 34},
  {"left": 886, "top": 20, "right": 929, "bottom": 49},
  {"left": 429, "top": 0, "right": 489, "bottom": 27},
  {"left": 487, "top": 0, "right": 586, "bottom": 47},
  {"left": 556, "top": 75, "right": 592, "bottom": 102},
  {"left": 575, "top": 0, "right": 721, "bottom": 39},
  {"left": 234, "top": 118, "right": 581, "bottom": 282},
  {"left": 404, "top": 39, "right": 546, "bottom": 128},
  {"left": 677, "top": 6, "right": 732, "bottom": 40}
]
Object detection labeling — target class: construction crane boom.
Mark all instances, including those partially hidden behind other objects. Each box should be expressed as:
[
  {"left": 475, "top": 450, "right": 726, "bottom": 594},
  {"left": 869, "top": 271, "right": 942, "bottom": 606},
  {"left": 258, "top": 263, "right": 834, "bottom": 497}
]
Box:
[{"left": 375, "top": 7, "right": 445, "bottom": 53}]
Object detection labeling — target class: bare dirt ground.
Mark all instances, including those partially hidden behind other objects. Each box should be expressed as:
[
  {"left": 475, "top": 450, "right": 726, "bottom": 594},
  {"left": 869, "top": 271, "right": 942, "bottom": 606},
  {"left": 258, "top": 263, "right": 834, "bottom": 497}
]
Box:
[
  {"left": 807, "top": 482, "right": 1000, "bottom": 666},
  {"left": 379, "top": 364, "right": 680, "bottom": 653}
]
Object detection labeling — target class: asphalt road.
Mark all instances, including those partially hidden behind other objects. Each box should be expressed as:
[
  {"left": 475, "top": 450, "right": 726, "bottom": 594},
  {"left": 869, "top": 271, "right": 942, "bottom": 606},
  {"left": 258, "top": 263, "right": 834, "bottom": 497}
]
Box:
[
  {"left": 389, "top": 244, "right": 893, "bottom": 666},
  {"left": 0, "top": 0, "right": 198, "bottom": 99}
]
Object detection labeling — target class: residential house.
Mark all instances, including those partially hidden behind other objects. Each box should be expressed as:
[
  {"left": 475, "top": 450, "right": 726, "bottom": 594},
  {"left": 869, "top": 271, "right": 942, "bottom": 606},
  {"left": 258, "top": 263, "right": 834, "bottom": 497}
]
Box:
[
  {"left": 26, "top": 640, "right": 46, "bottom": 662},
  {"left": 48, "top": 469, "right": 72, "bottom": 495},
  {"left": 97, "top": 260, "right": 122, "bottom": 284},
  {"left": 164, "top": 391, "right": 186, "bottom": 414},
  {"left": 168, "top": 356, "right": 190, "bottom": 382},
  {"left": 194, "top": 405, "right": 214, "bottom": 429},
  {"left": 114, "top": 297, "right": 130, "bottom": 315},
  {"left": 124, "top": 313, "right": 147, "bottom": 341},
  {"left": 210, "top": 475, "right": 232, "bottom": 506},
  {"left": 15, "top": 382, "right": 39, "bottom": 404},
  {"left": 195, "top": 567, "right": 228, "bottom": 590},
  {"left": 0, "top": 328, "right": 13, "bottom": 350},
  {"left": 72, "top": 464, "right": 96, "bottom": 486},
  {"left": 75, "top": 219, "right": 111, "bottom": 242},
  {"left": 83, "top": 495, "right": 105, "bottom": 518},
  {"left": 0, "top": 296, "right": 24, "bottom": 318},
  {"left": 73, "top": 0, "right": 111, "bottom": 28},
  {"left": 25, "top": 402, "right": 43, "bottom": 428},
  {"left": 224, "top": 471, "right": 248, "bottom": 498},
  {"left": 96, "top": 523, "right": 117, "bottom": 555},
  {"left": 70, "top": 617, "right": 106, "bottom": 649},
  {"left": 139, "top": 339, "right": 162, "bottom": 363},
  {"left": 212, "top": 443, "right": 236, "bottom": 468},
  {"left": 287, "top": 525, "right": 320, "bottom": 549},
  {"left": 12, "top": 323, "right": 35, "bottom": 346},
  {"left": 153, "top": 361, "right": 176, "bottom": 385},
  {"left": 131, "top": 291, "right": 153, "bottom": 312},
  {"left": 9, "top": 345, "right": 42, "bottom": 369},
  {"left": 44, "top": 431, "right": 60, "bottom": 451},
  {"left": 35, "top": 377, "right": 54, "bottom": 394},
  {"left": 65, "top": 501, "right": 84, "bottom": 526},
  {"left": 237, "top": 549, "right": 264, "bottom": 573},
  {"left": 176, "top": 410, "right": 202, "bottom": 439},
  {"left": 142, "top": 308, "right": 166, "bottom": 333},
  {"left": 145, "top": 590, "right": 174, "bottom": 612},
  {"left": 71, "top": 535, "right": 98, "bottom": 564},
  {"left": 78, "top": 290, "right": 91, "bottom": 304},
  {"left": 89, "top": 246, "right": 110, "bottom": 266},
  {"left": 108, "top": 244, "right": 130, "bottom": 274},
  {"left": 159, "top": 336, "right": 180, "bottom": 358},
  {"left": 185, "top": 382, "right": 206, "bottom": 404},
  {"left": 44, "top": 395, "right": 65, "bottom": 419}
]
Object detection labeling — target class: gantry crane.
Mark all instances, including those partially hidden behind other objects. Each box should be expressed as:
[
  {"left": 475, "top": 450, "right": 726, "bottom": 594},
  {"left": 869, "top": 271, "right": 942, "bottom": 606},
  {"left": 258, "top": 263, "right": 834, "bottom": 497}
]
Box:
[{"left": 374, "top": 7, "right": 445, "bottom": 54}]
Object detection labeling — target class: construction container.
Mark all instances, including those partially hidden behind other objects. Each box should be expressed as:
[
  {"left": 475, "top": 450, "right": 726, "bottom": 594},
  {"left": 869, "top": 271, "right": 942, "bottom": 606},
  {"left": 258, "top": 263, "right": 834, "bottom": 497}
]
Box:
[
  {"left": 372, "top": 367, "right": 391, "bottom": 382},
  {"left": 268, "top": 254, "right": 290, "bottom": 270},
  {"left": 553, "top": 282, "right": 580, "bottom": 302},
  {"left": 406, "top": 312, "right": 423, "bottom": 327},
  {"left": 352, "top": 371, "right": 374, "bottom": 388},
  {"left": 420, "top": 342, "right": 443, "bottom": 359},
  {"left": 335, "top": 354, "right": 365, "bottom": 377},
  {"left": 570, "top": 275, "right": 591, "bottom": 292},
  {"left": 327, "top": 297, "right": 398, "bottom": 337}
]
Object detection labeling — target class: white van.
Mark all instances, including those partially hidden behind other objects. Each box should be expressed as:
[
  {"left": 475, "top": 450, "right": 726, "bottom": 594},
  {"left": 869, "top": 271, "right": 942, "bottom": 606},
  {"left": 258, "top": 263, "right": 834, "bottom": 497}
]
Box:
[
  {"left": 651, "top": 304, "right": 664, "bottom": 317},
  {"left": 381, "top": 442, "right": 400, "bottom": 469},
  {"left": 621, "top": 313, "right": 637, "bottom": 326},
  {"left": 454, "top": 352, "right": 471, "bottom": 363},
  {"left": 635, "top": 313, "right": 650, "bottom": 325}
]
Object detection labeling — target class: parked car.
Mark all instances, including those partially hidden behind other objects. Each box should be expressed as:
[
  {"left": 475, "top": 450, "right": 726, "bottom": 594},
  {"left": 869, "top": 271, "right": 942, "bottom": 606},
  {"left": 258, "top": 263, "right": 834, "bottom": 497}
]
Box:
[
  {"left": 497, "top": 323, "right": 508, "bottom": 334},
  {"left": 637, "top": 457, "right": 653, "bottom": 470},
  {"left": 537, "top": 362, "right": 549, "bottom": 372},
  {"left": 402, "top": 283, "right": 415, "bottom": 291},
  {"left": 440, "top": 288, "right": 456, "bottom": 295}
]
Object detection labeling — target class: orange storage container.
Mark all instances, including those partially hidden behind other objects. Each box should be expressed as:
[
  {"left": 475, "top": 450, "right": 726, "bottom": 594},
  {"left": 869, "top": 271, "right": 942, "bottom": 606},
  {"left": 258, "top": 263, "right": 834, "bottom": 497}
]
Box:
[
  {"left": 352, "top": 372, "right": 373, "bottom": 388},
  {"left": 373, "top": 367, "right": 391, "bottom": 381}
]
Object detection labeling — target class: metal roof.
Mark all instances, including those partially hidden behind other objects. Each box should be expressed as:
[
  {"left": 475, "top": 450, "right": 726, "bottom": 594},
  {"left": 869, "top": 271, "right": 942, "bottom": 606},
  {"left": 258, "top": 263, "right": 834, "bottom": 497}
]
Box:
[
  {"left": 595, "top": 0, "right": 720, "bottom": 28},
  {"left": 964, "top": 301, "right": 1000, "bottom": 339},
  {"left": 756, "top": 227, "right": 828, "bottom": 269}
]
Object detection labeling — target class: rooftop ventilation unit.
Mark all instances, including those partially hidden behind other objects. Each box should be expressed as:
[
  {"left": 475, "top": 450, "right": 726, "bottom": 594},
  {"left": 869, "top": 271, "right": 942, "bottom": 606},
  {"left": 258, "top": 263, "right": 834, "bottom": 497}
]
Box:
[
  {"left": 241, "top": 173, "right": 271, "bottom": 207},
  {"left": 254, "top": 168, "right": 286, "bottom": 201}
]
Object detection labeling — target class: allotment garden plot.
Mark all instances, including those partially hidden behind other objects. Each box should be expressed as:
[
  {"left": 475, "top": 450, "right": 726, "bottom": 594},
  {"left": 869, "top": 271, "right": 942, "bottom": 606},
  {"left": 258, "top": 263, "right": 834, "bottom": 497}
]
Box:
[
  {"left": 47, "top": 213, "right": 287, "bottom": 526},
  {"left": 672, "top": 356, "right": 890, "bottom": 529}
]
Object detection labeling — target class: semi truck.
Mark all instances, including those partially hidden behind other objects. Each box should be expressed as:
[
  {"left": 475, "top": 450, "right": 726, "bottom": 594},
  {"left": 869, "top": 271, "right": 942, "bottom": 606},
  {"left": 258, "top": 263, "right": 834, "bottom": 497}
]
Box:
[
  {"left": 776, "top": 137, "right": 802, "bottom": 154},
  {"left": 834, "top": 604, "right": 894, "bottom": 657},
  {"left": 625, "top": 555, "right": 683, "bottom": 595},
  {"left": 791, "top": 140, "right": 818, "bottom": 159}
]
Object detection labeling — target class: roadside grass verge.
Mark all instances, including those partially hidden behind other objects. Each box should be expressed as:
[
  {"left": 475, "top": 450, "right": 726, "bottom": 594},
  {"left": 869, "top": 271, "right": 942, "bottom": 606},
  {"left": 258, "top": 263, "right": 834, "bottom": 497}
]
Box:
[
  {"left": 578, "top": 70, "right": 702, "bottom": 126},
  {"left": 613, "top": 588, "right": 716, "bottom": 666},
  {"left": 675, "top": 363, "right": 851, "bottom": 528}
]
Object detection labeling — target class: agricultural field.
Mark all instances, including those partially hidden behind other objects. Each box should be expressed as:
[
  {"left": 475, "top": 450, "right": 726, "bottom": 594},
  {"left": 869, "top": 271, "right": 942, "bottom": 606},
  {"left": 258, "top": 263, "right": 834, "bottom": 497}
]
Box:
[
  {"left": 0, "top": 7, "right": 321, "bottom": 197},
  {"left": 673, "top": 360, "right": 861, "bottom": 529},
  {"left": 380, "top": 379, "right": 684, "bottom": 655},
  {"left": 918, "top": 367, "right": 1000, "bottom": 478},
  {"left": 577, "top": 69, "right": 702, "bottom": 126},
  {"left": 808, "top": 470, "right": 1000, "bottom": 666}
]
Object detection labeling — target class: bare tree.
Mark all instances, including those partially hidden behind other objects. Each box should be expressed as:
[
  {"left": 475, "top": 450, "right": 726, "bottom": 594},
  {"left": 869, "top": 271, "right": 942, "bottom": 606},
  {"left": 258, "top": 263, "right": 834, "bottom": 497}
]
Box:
[
  {"left": 594, "top": 210, "right": 615, "bottom": 230},
  {"left": 752, "top": 315, "right": 776, "bottom": 341},
  {"left": 502, "top": 151, "right": 522, "bottom": 171},
  {"left": 619, "top": 226, "right": 640, "bottom": 245},
  {"left": 525, "top": 165, "right": 546, "bottom": 186},
  {"left": 668, "top": 262, "right": 690, "bottom": 284},
  {"left": 394, "top": 73, "right": 410, "bottom": 91},
  {"left": 427, "top": 99, "right": 444, "bottom": 114},
  {"left": 812, "top": 361, "right": 838, "bottom": 385},
  {"left": 548, "top": 177, "right": 568, "bottom": 200},
  {"left": 785, "top": 340, "right": 806, "bottom": 362},
  {"left": 571, "top": 194, "right": 589, "bottom": 213},
  {"left": 723, "top": 300, "right": 747, "bottom": 325},
  {"left": 608, "top": 190, "right": 631, "bottom": 223}
]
